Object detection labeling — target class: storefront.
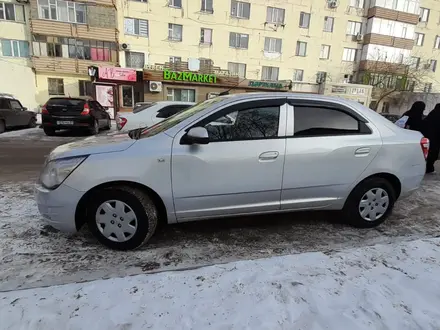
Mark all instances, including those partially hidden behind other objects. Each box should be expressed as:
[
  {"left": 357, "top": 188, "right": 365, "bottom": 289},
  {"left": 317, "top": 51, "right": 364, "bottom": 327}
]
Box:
[
  {"left": 143, "top": 63, "right": 292, "bottom": 103},
  {"left": 88, "top": 66, "right": 144, "bottom": 118}
]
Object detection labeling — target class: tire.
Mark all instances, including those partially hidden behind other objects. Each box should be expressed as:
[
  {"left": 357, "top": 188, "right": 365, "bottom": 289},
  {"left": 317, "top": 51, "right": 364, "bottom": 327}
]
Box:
[
  {"left": 86, "top": 186, "right": 158, "bottom": 250},
  {"left": 43, "top": 127, "right": 55, "bottom": 136},
  {"left": 28, "top": 117, "right": 37, "bottom": 128},
  {"left": 0, "top": 120, "right": 5, "bottom": 134},
  {"left": 104, "top": 118, "right": 111, "bottom": 130},
  {"left": 343, "top": 177, "right": 396, "bottom": 228},
  {"left": 89, "top": 120, "right": 99, "bottom": 135}
]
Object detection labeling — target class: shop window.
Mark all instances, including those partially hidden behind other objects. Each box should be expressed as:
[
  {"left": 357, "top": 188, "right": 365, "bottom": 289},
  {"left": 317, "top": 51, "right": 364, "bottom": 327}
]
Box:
[
  {"left": 122, "top": 85, "right": 134, "bottom": 107},
  {"left": 38, "top": 0, "right": 86, "bottom": 24},
  {"left": 0, "top": 2, "right": 25, "bottom": 22},
  {"left": 126, "top": 51, "right": 145, "bottom": 69},
  {"left": 167, "top": 88, "right": 195, "bottom": 102},
  {"left": 48, "top": 78, "right": 64, "bottom": 95},
  {"left": 79, "top": 80, "right": 93, "bottom": 96},
  {"left": 1, "top": 39, "right": 29, "bottom": 57}
]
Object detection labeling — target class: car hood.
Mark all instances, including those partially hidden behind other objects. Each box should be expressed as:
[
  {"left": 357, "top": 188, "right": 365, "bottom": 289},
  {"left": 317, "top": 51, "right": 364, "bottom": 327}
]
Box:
[{"left": 48, "top": 133, "right": 135, "bottom": 161}]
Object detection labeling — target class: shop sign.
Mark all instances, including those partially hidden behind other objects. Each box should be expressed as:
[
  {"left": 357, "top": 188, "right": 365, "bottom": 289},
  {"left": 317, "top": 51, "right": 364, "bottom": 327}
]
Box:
[
  {"left": 99, "top": 67, "right": 137, "bottom": 82},
  {"left": 163, "top": 70, "right": 217, "bottom": 83},
  {"left": 248, "top": 81, "right": 284, "bottom": 89},
  {"left": 331, "top": 86, "right": 347, "bottom": 93}
]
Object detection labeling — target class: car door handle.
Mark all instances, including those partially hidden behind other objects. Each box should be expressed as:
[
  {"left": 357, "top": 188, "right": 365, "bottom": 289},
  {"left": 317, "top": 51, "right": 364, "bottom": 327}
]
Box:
[
  {"left": 259, "top": 151, "right": 279, "bottom": 161},
  {"left": 355, "top": 147, "right": 370, "bottom": 157}
]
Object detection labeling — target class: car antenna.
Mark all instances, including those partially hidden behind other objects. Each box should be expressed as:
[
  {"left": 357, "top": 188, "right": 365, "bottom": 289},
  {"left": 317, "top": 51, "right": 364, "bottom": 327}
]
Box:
[{"left": 218, "top": 77, "right": 248, "bottom": 96}]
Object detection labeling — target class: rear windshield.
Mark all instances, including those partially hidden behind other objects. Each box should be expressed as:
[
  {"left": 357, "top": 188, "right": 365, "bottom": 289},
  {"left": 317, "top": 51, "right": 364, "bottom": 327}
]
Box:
[
  {"left": 46, "top": 98, "right": 86, "bottom": 107},
  {"left": 133, "top": 102, "right": 156, "bottom": 114}
]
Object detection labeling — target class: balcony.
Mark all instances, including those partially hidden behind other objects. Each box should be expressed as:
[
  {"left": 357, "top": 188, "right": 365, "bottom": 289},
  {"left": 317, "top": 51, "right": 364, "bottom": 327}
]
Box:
[
  {"left": 367, "top": 7, "right": 419, "bottom": 25},
  {"left": 364, "top": 33, "right": 414, "bottom": 50},
  {"left": 32, "top": 56, "right": 117, "bottom": 75},
  {"left": 359, "top": 60, "right": 408, "bottom": 74}
]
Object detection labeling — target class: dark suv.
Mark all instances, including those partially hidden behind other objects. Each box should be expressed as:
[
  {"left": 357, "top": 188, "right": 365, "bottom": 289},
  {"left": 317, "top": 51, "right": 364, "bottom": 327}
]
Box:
[
  {"left": 41, "top": 97, "right": 111, "bottom": 136},
  {"left": 0, "top": 93, "right": 37, "bottom": 134}
]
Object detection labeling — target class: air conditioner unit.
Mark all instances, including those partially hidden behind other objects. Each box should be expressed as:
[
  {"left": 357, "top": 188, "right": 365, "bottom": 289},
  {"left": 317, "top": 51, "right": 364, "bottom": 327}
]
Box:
[
  {"left": 149, "top": 81, "right": 162, "bottom": 92},
  {"left": 356, "top": 33, "right": 364, "bottom": 41},
  {"left": 120, "top": 43, "right": 130, "bottom": 51},
  {"left": 328, "top": 0, "right": 338, "bottom": 8}
]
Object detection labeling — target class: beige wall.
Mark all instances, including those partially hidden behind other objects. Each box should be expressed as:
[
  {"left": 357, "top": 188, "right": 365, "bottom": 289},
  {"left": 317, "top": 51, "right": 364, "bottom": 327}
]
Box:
[{"left": 35, "top": 73, "right": 89, "bottom": 106}]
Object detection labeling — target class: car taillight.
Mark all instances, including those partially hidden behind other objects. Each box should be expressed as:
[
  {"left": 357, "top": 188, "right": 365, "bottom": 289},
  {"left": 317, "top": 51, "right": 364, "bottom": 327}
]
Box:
[
  {"left": 41, "top": 104, "right": 49, "bottom": 115},
  {"left": 119, "top": 117, "right": 127, "bottom": 130},
  {"left": 421, "top": 137, "right": 430, "bottom": 160},
  {"left": 80, "top": 103, "right": 90, "bottom": 115}
]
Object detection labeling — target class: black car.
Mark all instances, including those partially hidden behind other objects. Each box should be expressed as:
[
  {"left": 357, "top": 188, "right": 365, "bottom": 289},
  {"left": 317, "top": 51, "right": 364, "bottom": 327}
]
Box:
[
  {"left": 0, "top": 94, "right": 37, "bottom": 134},
  {"left": 41, "top": 97, "right": 111, "bottom": 136}
]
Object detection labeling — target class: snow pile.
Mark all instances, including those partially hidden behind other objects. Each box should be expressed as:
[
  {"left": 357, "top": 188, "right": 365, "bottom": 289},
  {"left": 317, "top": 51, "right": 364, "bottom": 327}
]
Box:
[
  {"left": 2, "top": 238, "right": 440, "bottom": 330},
  {"left": 0, "top": 128, "right": 40, "bottom": 139}
]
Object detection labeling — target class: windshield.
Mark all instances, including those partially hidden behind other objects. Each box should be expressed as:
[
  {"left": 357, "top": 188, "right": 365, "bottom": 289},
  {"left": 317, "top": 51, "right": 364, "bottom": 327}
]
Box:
[
  {"left": 133, "top": 102, "right": 156, "bottom": 114},
  {"left": 139, "top": 97, "right": 225, "bottom": 138}
]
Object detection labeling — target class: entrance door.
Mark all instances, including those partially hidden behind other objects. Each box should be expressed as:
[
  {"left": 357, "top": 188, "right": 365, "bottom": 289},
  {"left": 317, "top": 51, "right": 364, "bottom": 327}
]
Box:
[{"left": 171, "top": 99, "right": 288, "bottom": 220}]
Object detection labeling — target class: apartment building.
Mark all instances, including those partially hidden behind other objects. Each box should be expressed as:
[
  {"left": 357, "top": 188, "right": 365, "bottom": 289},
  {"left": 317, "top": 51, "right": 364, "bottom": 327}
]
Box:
[{"left": 0, "top": 0, "right": 37, "bottom": 110}]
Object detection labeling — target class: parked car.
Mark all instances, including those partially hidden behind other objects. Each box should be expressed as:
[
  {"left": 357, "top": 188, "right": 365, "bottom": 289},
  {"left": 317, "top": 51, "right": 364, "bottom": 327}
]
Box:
[
  {"left": 379, "top": 113, "right": 400, "bottom": 123},
  {"left": 36, "top": 93, "right": 428, "bottom": 250},
  {"left": 41, "top": 97, "right": 111, "bottom": 136},
  {"left": 0, "top": 93, "right": 37, "bottom": 133},
  {"left": 117, "top": 101, "right": 195, "bottom": 131},
  {"left": 133, "top": 102, "right": 153, "bottom": 112}
]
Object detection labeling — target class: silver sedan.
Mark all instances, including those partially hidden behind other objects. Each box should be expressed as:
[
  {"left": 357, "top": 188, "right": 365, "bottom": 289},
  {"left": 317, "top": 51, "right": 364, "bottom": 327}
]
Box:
[{"left": 35, "top": 93, "right": 428, "bottom": 250}]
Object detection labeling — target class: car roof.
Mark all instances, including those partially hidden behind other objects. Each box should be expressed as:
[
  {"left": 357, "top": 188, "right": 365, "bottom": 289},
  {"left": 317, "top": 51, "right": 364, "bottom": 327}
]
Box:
[
  {"left": 154, "top": 101, "right": 196, "bottom": 105},
  {"left": 0, "top": 93, "right": 16, "bottom": 99},
  {"left": 48, "top": 96, "right": 94, "bottom": 101}
]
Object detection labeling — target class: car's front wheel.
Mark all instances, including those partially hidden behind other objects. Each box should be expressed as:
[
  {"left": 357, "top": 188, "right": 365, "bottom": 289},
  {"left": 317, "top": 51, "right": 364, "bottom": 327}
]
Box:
[
  {"left": 0, "top": 120, "right": 5, "bottom": 134},
  {"left": 87, "top": 186, "right": 158, "bottom": 250},
  {"left": 343, "top": 177, "right": 396, "bottom": 228}
]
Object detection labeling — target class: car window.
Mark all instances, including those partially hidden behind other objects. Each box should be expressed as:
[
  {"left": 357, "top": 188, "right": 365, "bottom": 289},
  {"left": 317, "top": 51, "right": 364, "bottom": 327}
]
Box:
[
  {"left": 89, "top": 101, "right": 103, "bottom": 111},
  {"left": 0, "top": 98, "right": 10, "bottom": 109},
  {"left": 133, "top": 103, "right": 156, "bottom": 114},
  {"left": 156, "top": 105, "right": 190, "bottom": 119},
  {"left": 293, "top": 105, "right": 362, "bottom": 137},
  {"left": 204, "top": 106, "right": 280, "bottom": 142},
  {"left": 46, "top": 98, "right": 85, "bottom": 107},
  {"left": 10, "top": 100, "right": 22, "bottom": 110}
]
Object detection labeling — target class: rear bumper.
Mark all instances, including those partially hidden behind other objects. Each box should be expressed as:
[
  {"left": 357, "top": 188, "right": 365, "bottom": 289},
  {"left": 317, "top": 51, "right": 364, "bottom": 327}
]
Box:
[{"left": 42, "top": 115, "right": 94, "bottom": 129}]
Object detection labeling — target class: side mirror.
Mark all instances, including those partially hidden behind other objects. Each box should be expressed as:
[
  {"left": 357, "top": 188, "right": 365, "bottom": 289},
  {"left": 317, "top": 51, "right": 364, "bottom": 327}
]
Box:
[
  {"left": 22, "top": 107, "right": 28, "bottom": 111},
  {"left": 183, "top": 127, "right": 209, "bottom": 145}
]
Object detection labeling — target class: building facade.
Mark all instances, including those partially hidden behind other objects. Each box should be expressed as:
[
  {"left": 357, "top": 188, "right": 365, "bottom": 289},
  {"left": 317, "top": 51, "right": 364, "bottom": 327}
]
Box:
[{"left": 1, "top": 0, "right": 440, "bottom": 113}]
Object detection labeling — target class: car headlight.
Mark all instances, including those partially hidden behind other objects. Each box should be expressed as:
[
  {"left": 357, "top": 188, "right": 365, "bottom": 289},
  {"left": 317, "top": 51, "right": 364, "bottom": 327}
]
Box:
[{"left": 39, "top": 156, "right": 87, "bottom": 189}]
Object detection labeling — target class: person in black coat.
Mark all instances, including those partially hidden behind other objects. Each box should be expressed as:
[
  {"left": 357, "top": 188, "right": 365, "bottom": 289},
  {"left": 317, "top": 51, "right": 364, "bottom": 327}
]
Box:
[
  {"left": 403, "top": 101, "right": 426, "bottom": 132},
  {"left": 422, "top": 104, "right": 440, "bottom": 173}
]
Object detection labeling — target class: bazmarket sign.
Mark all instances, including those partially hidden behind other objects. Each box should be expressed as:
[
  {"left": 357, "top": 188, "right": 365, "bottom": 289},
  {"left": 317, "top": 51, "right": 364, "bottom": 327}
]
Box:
[{"left": 163, "top": 70, "right": 217, "bottom": 84}]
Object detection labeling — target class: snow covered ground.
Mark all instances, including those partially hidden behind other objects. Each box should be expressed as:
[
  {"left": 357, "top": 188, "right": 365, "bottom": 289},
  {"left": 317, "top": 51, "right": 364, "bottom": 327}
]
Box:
[{"left": 2, "top": 237, "right": 440, "bottom": 330}]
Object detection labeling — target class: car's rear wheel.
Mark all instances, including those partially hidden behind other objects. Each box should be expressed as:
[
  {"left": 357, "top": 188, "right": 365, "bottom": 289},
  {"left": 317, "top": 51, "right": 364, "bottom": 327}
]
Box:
[
  {"left": 0, "top": 120, "right": 5, "bottom": 134},
  {"left": 87, "top": 186, "right": 158, "bottom": 250},
  {"left": 28, "top": 117, "right": 37, "bottom": 128},
  {"left": 343, "top": 177, "right": 396, "bottom": 228},
  {"left": 104, "top": 118, "right": 111, "bottom": 130},
  {"left": 43, "top": 127, "right": 55, "bottom": 136},
  {"left": 90, "top": 120, "right": 99, "bottom": 135}
]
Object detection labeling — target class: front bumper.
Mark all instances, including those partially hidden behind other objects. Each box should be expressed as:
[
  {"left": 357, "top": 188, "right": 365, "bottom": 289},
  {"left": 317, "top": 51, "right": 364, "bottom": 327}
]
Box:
[{"left": 35, "top": 183, "right": 84, "bottom": 233}]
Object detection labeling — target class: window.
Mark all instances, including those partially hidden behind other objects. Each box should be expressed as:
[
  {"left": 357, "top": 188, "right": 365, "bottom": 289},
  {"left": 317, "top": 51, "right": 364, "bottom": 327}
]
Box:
[
  {"left": 264, "top": 37, "right": 282, "bottom": 53},
  {"left": 201, "top": 0, "right": 213, "bottom": 13},
  {"left": 349, "top": 0, "right": 364, "bottom": 8},
  {"left": 293, "top": 69, "right": 304, "bottom": 81},
  {"left": 410, "top": 56, "right": 420, "bottom": 69},
  {"left": 293, "top": 106, "right": 364, "bottom": 137},
  {"left": 38, "top": 0, "right": 86, "bottom": 24},
  {"left": 48, "top": 78, "right": 64, "bottom": 95},
  {"left": 419, "top": 7, "right": 429, "bottom": 22},
  {"left": 47, "top": 37, "right": 62, "bottom": 57},
  {"left": 169, "top": 0, "right": 181, "bottom": 8},
  {"left": 414, "top": 32, "right": 424, "bottom": 46},
  {"left": 156, "top": 105, "right": 190, "bottom": 119},
  {"left": 323, "top": 16, "right": 334, "bottom": 32},
  {"left": 266, "top": 6, "right": 284, "bottom": 24},
  {"left": 317, "top": 71, "right": 327, "bottom": 83},
  {"left": 299, "top": 12, "right": 310, "bottom": 28},
  {"left": 124, "top": 18, "right": 149, "bottom": 37},
  {"left": 167, "top": 88, "right": 196, "bottom": 102},
  {"left": 200, "top": 28, "right": 213, "bottom": 44},
  {"left": 9, "top": 99, "right": 22, "bottom": 110},
  {"left": 122, "top": 85, "right": 134, "bottom": 107},
  {"left": 295, "top": 41, "right": 307, "bottom": 56},
  {"left": 126, "top": 51, "right": 145, "bottom": 69},
  {"left": 320, "top": 45, "right": 331, "bottom": 59},
  {"left": 0, "top": 2, "right": 25, "bottom": 22},
  {"left": 342, "top": 48, "right": 357, "bottom": 61},
  {"left": 228, "top": 62, "right": 246, "bottom": 78},
  {"left": 424, "top": 83, "right": 432, "bottom": 93},
  {"left": 429, "top": 59, "right": 437, "bottom": 72},
  {"left": 346, "top": 21, "right": 362, "bottom": 35},
  {"left": 204, "top": 106, "right": 280, "bottom": 142},
  {"left": 343, "top": 74, "right": 353, "bottom": 83},
  {"left": 229, "top": 32, "right": 249, "bottom": 49},
  {"left": 231, "top": 0, "right": 250, "bottom": 19},
  {"left": 261, "top": 66, "right": 279, "bottom": 81},
  {"left": 169, "top": 56, "right": 181, "bottom": 63},
  {"left": 79, "top": 80, "right": 93, "bottom": 96},
  {"left": 168, "top": 23, "right": 183, "bottom": 41},
  {"left": 435, "top": 36, "right": 440, "bottom": 49},
  {"left": 131, "top": 0, "right": 148, "bottom": 2},
  {"left": 0, "top": 39, "right": 29, "bottom": 57}
]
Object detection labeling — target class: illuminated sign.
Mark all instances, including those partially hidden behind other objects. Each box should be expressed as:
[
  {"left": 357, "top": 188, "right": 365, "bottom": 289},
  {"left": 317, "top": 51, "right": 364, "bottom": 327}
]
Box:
[{"left": 163, "top": 70, "right": 217, "bottom": 83}]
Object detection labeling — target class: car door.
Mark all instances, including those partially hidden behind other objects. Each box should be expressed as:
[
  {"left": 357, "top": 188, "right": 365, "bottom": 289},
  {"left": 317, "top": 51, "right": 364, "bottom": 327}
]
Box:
[
  {"left": 9, "top": 99, "right": 28, "bottom": 126},
  {"left": 0, "top": 99, "right": 20, "bottom": 127},
  {"left": 171, "top": 98, "right": 288, "bottom": 220},
  {"left": 280, "top": 99, "right": 382, "bottom": 210}
]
